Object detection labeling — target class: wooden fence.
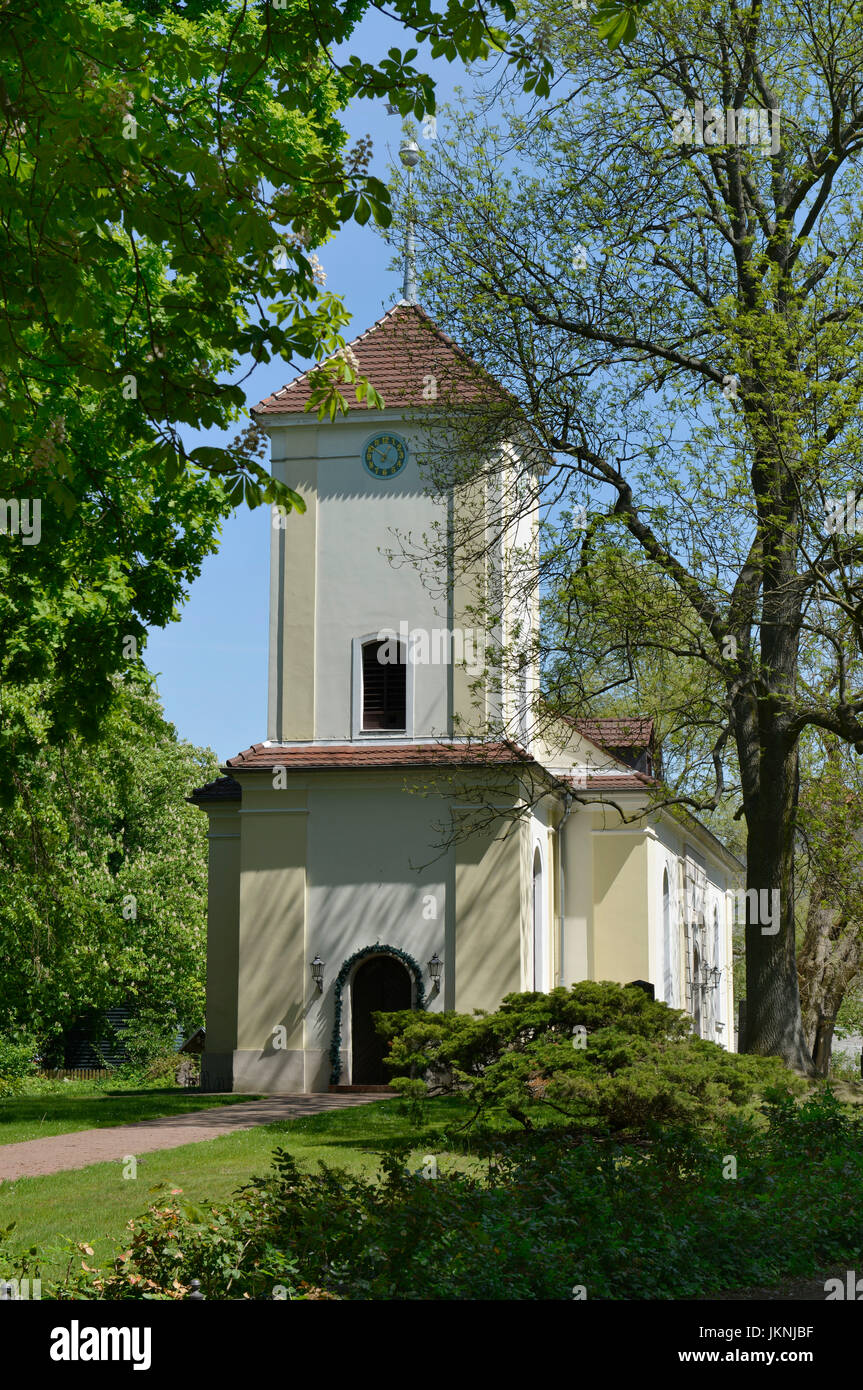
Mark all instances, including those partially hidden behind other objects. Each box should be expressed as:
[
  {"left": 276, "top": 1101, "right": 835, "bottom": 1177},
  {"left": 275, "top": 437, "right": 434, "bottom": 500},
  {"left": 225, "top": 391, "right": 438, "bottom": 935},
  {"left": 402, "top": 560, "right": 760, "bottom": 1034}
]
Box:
[
  {"left": 37, "top": 1066, "right": 201, "bottom": 1087},
  {"left": 38, "top": 1068, "right": 110, "bottom": 1081}
]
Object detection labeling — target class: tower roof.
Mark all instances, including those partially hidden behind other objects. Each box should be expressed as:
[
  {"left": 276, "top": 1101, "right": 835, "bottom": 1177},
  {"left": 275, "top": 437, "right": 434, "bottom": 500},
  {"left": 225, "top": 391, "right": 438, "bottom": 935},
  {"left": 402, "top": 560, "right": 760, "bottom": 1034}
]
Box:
[{"left": 252, "top": 301, "right": 512, "bottom": 416}]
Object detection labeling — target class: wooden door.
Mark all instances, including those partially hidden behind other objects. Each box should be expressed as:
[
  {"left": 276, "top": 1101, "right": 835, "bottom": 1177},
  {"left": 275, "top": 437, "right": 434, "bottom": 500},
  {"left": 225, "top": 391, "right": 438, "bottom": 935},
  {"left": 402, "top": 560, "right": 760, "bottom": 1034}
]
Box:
[{"left": 351, "top": 955, "right": 412, "bottom": 1084}]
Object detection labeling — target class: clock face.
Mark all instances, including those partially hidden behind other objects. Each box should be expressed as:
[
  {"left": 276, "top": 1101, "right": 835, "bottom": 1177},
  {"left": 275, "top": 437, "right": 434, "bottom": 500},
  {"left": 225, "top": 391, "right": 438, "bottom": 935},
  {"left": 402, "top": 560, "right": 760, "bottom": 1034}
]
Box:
[{"left": 362, "top": 432, "right": 408, "bottom": 479}]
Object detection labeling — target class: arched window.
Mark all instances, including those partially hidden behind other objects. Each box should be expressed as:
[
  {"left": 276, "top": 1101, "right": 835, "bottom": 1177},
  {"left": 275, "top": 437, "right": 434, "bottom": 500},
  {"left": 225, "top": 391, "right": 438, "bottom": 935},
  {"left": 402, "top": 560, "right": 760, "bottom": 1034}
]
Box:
[
  {"left": 662, "top": 868, "right": 674, "bottom": 1006},
  {"left": 532, "top": 845, "right": 545, "bottom": 991},
  {"left": 692, "top": 943, "right": 702, "bottom": 1037},
  {"left": 713, "top": 904, "right": 723, "bottom": 1030},
  {"left": 361, "top": 638, "right": 406, "bottom": 731}
]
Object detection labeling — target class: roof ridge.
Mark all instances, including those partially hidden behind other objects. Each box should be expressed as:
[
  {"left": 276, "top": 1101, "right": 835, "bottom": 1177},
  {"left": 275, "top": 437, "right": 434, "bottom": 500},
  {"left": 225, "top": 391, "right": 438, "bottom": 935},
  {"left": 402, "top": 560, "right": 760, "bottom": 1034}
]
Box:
[
  {"left": 259, "top": 301, "right": 424, "bottom": 406},
  {"left": 253, "top": 300, "right": 508, "bottom": 415},
  {"left": 223, "top": 739, "right": 536, "bottom": 770}
]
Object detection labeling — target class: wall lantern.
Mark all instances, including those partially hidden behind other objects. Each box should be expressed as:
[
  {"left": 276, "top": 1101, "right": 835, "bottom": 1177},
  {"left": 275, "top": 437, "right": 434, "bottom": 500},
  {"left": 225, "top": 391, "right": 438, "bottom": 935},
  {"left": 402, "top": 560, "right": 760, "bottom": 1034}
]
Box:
[
  {"left": 428, "top": 952, "right": 443, "bottom": 997},
  {"left": 708, "top": 965, "right": 722, "bottom": 990},
  {"left": 310, "top": 956, "right": 324, "bottom": 992}
]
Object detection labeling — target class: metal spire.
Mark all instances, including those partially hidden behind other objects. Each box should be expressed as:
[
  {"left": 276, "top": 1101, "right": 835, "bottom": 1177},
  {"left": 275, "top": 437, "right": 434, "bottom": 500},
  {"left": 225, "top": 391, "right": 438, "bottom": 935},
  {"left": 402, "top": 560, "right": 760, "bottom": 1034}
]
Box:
[{"left": 399, "top": 140, "right": 420, "bottom": 305}]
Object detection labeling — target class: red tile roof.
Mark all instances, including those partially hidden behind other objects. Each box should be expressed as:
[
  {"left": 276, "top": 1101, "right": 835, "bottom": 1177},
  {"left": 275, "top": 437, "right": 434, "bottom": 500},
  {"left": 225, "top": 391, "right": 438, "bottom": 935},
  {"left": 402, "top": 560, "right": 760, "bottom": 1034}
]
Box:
[
  {"left": 187, "top": 747, "right": 655, "bottom": 805},
  {"left": 225, "top": 741, "right": 534, "bottom": 771},
  {"left": 252, "top": 302, "right": 511, "bottom": 416},
  {"left": 564, "top": 716, "right": 655, "bottom": 748},
  {"left": 187, "top": 775, "right": 241, "bottom": 804},
  {"left": 560, "top": 771, "right": 656, "bottom": 792}
]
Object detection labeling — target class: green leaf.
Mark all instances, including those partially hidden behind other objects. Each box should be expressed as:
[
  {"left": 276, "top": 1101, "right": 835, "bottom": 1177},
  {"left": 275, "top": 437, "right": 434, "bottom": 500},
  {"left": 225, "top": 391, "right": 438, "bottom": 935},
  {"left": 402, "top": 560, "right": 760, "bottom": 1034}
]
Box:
[{"left": 188, "top": 447, "right": 233, "bottom": 472}]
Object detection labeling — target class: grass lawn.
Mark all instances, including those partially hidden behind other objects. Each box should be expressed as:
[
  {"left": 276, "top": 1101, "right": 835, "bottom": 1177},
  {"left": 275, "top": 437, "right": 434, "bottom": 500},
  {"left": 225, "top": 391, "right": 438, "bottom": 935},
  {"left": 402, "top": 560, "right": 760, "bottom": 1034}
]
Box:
[
  {"left": 0, "top": 1084, "right": 262, "bottom": 1146},
  {"left": 0, "top": 1096, "right": 479, "bottom": 1282}
]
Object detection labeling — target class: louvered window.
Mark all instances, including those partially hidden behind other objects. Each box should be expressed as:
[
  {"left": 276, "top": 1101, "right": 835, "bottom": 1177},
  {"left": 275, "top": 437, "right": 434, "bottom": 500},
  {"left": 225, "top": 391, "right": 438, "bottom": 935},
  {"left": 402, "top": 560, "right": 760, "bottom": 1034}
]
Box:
[{"left": 361, "top": 639, "right": 406, "bottom": 730}]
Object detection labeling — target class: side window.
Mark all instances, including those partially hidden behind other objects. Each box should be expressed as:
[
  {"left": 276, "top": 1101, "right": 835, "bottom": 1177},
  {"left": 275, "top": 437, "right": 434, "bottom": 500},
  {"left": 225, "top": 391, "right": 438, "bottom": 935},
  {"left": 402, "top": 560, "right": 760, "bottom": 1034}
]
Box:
[
  {"left": 662, "top": 868, "right": 674, "bottom": 1006},
  {"left": 361, "top": 638, "right": 406, "bottom": 731}
]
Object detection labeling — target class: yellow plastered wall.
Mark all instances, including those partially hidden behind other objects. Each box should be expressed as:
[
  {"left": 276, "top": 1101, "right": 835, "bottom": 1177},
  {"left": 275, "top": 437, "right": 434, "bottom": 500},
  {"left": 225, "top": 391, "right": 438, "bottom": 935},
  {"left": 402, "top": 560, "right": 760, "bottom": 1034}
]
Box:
[
  {"left": 454, "top": 815, "right": 523, "bottom": 1012},
  {"left": 269, "top": 438, "right": 317, "bottom": 742},
  {"left": 236, "top": 792, "right": 307, "bottom": 1053},
  {"left": 204, "top": 808, "right": 240, "bottom": 1054},
  {"left": 561, "top": 809, "right": 593, "bottom": 985},
  {"left": 592, "top": 828, "right": 650, "bottom": 983},
  {"left": 451, "top": 475, "right": 489, "bottom": 736}
]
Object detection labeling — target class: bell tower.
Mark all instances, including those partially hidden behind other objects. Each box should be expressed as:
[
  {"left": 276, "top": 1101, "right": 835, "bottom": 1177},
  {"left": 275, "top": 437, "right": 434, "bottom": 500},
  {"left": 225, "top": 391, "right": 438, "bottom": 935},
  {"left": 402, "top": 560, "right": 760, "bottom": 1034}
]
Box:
[{"left": 253, "top": 301, "right": 539, "bottom": 751}]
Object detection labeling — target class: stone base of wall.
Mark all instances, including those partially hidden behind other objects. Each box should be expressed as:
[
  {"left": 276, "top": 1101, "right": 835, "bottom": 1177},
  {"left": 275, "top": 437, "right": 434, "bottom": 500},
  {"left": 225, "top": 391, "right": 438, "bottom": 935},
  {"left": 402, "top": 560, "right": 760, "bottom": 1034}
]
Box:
[{"left": 201, "top": 1049, "right": 334, "bottom": 1093}]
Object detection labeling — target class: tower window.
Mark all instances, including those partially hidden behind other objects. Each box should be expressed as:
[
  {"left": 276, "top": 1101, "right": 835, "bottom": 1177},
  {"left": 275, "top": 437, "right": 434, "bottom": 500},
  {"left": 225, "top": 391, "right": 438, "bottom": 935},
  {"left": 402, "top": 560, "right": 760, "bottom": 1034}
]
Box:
[{"left": 361, "top": 639, "right": 406, "bottom": 730}]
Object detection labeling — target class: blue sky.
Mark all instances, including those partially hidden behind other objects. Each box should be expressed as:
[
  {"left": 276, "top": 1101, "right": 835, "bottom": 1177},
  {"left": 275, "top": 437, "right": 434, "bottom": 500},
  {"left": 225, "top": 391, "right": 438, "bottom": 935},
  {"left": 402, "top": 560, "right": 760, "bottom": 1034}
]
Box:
[{"left": 145, "top": 11, "right": 471, "bottom": 763}]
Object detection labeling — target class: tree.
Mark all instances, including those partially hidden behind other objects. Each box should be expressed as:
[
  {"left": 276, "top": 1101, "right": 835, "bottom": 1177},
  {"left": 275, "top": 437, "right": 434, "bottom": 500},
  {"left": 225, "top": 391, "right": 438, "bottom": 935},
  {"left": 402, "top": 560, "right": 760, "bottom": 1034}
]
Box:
[
  {"left": 0, "top": 675, "right": 217, "bottom": 1051},
  {"left": 383, "top": 0, "right": 863, "bottom": 1069},
  {"left": 376, "top": 981, "right": 801, "bottom": 1132},
  {"left": 0, "top": 0, "right": 558, "bottom": 773},
  {"left": 796, "top": 740, "right": 863, "bottom": 1074},
  {"left": 0, "top": 0, "right": 559, "bottom": 486},
  {"left": 547, "top": 574, "right": 863, "bottom": 1074}
]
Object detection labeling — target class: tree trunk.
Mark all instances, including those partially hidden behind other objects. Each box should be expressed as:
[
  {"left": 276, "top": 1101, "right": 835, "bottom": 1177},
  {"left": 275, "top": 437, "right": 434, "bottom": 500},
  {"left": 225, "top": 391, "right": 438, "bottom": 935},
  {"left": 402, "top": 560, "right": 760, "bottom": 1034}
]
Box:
[
  {"left": 741, "top": 735, "right": 815, "bottom": 1073},
  {"left": 797, "top": 883, "right": 863, "bottom": 1077}
]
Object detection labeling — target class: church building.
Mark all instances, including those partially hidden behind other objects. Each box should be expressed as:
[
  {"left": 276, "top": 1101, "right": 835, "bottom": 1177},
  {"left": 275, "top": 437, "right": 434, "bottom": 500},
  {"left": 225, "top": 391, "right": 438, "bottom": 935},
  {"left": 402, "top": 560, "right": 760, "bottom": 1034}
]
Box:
[{"left": 191, "top": 295, "right": 739, "bottom": 1094}]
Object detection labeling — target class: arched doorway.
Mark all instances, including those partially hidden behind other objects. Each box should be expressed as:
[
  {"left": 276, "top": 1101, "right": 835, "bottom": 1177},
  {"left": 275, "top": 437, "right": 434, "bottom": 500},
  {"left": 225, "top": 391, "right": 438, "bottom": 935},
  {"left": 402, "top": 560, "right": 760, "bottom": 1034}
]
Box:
[
  {"left": 351, "top": 954, "right": 412, "bottom": 1084},
  {"left": 532, "top": 845, "right": 545, "bottom": 991}
]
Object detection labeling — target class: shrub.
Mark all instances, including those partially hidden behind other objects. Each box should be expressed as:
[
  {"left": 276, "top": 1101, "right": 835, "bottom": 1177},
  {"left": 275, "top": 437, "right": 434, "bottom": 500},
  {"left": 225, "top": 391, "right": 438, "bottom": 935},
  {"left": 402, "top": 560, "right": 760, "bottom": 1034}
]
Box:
[
  {"left": 143, "top": 1053, "right": 185, "bottom": 1084},
  {"left": 828, "top": 1048, "right": 861, "bottom": 1083},
  {"left": 375, "top": 981, "right": 803, "bottom": 1134},
  {"left": 115, "top": 1010, "right": 185, "bottom": 1073},
  {"left": 0, "top": 1034, "right": 39, "bottom": 1080},
  {"left": 20, "top": 1087, "right": 863, "bottom": 1301}
]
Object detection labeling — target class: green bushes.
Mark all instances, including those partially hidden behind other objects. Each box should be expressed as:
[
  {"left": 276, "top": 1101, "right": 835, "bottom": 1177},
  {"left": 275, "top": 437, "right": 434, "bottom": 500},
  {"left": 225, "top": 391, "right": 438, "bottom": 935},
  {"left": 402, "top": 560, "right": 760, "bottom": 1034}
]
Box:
[
  {"left": 0, "top": 1035, "right": 38, "bottom": 1078},
  {"left": 375, "top": 982, "right": 803, "bottom": 1133},
  {"left": 18, "top": 1087, "right": 863, "bottom": 1300},
  {"left": 115, "top": 1011, "right": 182, "bottom": 1073},
  {"left": 3, "top": 984, "right": 848, "bottom": 1301},
  {"left": 139, "top": 1053, "right": 182, "bottom": 1084},
  {"left": 0, "top": 1034, "right": 39, "bottom": 1092}
]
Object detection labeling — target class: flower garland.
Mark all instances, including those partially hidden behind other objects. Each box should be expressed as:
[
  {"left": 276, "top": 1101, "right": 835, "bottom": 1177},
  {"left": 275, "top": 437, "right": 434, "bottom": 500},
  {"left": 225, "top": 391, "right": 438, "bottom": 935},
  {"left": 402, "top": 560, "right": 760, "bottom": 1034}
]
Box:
[{"left": 329, "top": 941, "right": 426, "bottom": 1085}]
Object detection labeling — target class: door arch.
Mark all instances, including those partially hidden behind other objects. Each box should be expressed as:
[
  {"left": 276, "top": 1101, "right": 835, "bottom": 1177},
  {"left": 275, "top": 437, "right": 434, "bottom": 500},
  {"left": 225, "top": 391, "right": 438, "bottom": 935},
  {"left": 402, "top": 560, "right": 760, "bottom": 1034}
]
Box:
[
  {"left": 329, "top": 944, "right": 425, "bottom": 1085},
  {"left": 350, "top": 954, "right": 413, "bottom": 1084}
]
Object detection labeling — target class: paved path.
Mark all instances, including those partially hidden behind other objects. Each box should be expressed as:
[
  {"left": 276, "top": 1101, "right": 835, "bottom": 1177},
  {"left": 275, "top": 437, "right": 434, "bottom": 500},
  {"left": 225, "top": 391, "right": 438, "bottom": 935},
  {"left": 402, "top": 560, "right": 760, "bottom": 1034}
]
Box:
[{"left": 0, "top": 1094, "right": 383, "bottom": 1182}]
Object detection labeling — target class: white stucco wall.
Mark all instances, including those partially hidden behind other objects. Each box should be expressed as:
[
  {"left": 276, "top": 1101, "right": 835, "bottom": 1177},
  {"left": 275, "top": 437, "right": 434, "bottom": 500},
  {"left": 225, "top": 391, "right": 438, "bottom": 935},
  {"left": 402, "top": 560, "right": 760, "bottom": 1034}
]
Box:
[
  {"left": 302, "top": 777, "right": 451, "bottom": 1087},
  {"left": 269, "top": 414, "right": 451, "bottom": 743},
  {"left": 648, "top": 814, "right": 737, "bottom": 1048}
]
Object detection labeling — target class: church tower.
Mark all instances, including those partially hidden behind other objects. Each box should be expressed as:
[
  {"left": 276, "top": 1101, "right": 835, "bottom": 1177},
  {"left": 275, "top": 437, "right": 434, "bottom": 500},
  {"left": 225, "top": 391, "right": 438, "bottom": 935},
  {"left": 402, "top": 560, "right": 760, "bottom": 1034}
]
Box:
[
  {"left": 257, "top": 299, "right": 536, "bottom": 750},
  {"left": 191, "top": 300, "right": 739, "bottom": 1094},
  {"left": 192, "top": 299, "right": 555, "bottom": 1094}
]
